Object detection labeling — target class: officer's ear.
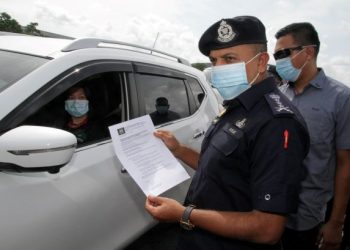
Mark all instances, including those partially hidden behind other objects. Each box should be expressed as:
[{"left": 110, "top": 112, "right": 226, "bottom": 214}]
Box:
[{"left": 258, "top": 52, "right": 269, "bottom": 74}]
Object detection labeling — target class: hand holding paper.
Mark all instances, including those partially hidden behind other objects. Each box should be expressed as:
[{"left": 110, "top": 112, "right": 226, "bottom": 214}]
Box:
[{"left": 109, "top": 115, "right": 190, "bottom": 196}]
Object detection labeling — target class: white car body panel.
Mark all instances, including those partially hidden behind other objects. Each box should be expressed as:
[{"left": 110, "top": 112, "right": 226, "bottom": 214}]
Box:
[{"left": 0, "top": 35, "right": 219, "bottom": 250}]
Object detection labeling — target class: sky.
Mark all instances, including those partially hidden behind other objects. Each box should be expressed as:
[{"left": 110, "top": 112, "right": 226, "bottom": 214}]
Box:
[{"left": 2, "top": 0, "right": 350, "bottom": 85}]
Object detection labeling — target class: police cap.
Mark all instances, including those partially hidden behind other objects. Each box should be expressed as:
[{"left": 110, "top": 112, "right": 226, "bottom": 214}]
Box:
[{"left": 198, "top": 16, "right": 267, "bottom": 56}]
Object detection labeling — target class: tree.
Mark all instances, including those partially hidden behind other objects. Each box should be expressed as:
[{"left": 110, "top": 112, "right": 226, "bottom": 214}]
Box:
[
  {"left": 0, "top": 12, "right": 42, "bottom": 36},
  {"left": 191, "top": 62, "right": 211, "bottom": 71},
  {"left": 23, "top": 22, "right": 42, "bottom": 36},
  {"left": 0, "top": 12, "right": 22, "bottom": 33}
]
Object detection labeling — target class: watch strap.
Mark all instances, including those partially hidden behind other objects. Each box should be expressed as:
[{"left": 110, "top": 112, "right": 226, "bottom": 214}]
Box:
[{"left": 180, "top": 204, "right": 195, "bottom": 230}]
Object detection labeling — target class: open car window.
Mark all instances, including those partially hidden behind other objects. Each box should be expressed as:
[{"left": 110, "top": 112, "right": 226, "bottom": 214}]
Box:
[{"left": 21, "top": 72, "right": 124, "bottom": 147}]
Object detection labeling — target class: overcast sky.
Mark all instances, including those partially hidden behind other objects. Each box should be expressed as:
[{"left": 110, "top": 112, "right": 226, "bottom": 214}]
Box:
[{"left": 2, "top": 0, "right": 350, "bottom": 85}]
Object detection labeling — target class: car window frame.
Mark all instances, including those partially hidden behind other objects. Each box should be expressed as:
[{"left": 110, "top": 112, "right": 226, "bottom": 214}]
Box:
[
  {"left": 0, "top": 60, "right": 133, "bottom": 137},
  {"left": 184, "top": 75, "right": 207, "bottom": 114},
  {"left": 131, "top": 63, "right": 204, "bottom": 124}
]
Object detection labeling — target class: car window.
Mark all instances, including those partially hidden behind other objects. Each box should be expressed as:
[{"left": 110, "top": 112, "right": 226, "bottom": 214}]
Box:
[
  {"left": 21, "top": 72, "right": 124, "bottom": 147},
  {"left": 135, "top": 73, "right": 190, "bottom": 126},
  {"left": 0, "top": 50, "right": 49, "bottom": 93}
]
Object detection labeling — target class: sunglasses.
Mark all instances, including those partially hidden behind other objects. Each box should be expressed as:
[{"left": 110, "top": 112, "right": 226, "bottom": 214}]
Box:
[
  {"left": 273, "top": 45, "right": 317, "bottom": 60},
  {"left": 273, "top": 46, "right": 304, "bottom": 60}
]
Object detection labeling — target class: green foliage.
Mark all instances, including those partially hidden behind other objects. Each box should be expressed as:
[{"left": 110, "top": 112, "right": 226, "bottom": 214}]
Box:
[
  {"left": 191, "top": 62, "right": 210, "bottom": 71},
  {"left": 0, "top": 12, "right": 42, "bottom": 36},
  {"left": 23, "top": 22, "right": 42, "bottom": 36},
  {"left": 0, "top": 12, "right": 22, "bottom": 33}
]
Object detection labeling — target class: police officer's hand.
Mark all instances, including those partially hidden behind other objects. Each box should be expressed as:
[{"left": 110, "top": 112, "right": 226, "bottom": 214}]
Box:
[
  {"left": 145, "top": 195, "right": 185, "bottom": 222},
  {"left": 316, "top": 221, "right": 343, "bottom": 250},
  {"left": 154, "top": 130, "right": 181, "bottom": 157}
]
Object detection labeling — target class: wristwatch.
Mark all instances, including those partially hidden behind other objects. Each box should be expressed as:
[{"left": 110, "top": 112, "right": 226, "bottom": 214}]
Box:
[{"left": 179, "top": 204, "right": 196, "bottom": 230}]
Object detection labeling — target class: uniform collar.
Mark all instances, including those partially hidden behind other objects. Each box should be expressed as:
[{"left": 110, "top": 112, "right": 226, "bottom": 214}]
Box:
[{"left": 224, "top": 77, "right": 276, "bottom": 111}]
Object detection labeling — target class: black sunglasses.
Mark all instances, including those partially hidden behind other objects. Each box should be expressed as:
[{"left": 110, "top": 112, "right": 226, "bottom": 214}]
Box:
[
  {"left": 273, "top": 46, "right": 304, "bottom": 60},
  {"left": 273, "top": 45, "right": 317, "bottom": 60}
]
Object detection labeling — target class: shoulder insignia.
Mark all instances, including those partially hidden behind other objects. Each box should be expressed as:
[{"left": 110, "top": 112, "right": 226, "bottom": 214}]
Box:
[
  {"left": 235, "top": 118, "right": 247, "bottom": 129},
  {"left": 278, "top": 83, "right": 289, "bottom": 94},
  {"left": 265, "top": 93, "right": 294, "bottom": 116}
]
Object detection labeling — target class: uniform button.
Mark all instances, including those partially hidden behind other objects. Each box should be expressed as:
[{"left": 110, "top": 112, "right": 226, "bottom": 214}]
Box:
[{"left": 264, "top": 194, "right": 271, "bottom": 201}]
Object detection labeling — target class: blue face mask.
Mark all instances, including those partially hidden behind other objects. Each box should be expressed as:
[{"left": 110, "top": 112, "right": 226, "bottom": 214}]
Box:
[
  {"left": 276, "top": 49, "right": 307, "bottom": 82},
  {"left": 65, "top": 100, "right": 89, "bottom": 117},
  {"left": 275, "top": 57, "right": 301, "bottom": 82},
  {"left": 211, "top": 53, "right": 260, "bottom": 100}
]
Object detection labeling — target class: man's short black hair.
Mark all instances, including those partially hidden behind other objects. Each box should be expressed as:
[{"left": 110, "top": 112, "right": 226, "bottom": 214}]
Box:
[
  {"left": 275, "top": 22, "right": 320, "bottom": 57},
  {"left": 156, "top": 97, "right": 169, "bottom": 106}
]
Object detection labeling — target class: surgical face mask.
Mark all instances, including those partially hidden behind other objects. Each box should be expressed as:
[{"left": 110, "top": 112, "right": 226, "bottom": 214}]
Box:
[
  {"left": 276, "top": 49, "right": 307, "bottom": 82},
  {"left": 65, "top": 100, "right": 89, "bottom": 117},
  {"left": 211, "top": 53, "right": 261, "bottom": 100},
  {"left": 156, "top": 105, "right": 169, "bottom": 115}
]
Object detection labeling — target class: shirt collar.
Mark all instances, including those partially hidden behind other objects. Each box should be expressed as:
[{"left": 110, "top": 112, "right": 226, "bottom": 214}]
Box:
[
  {"left": 309, "top": 68, "right": 326, "bottom": 89},
  {"left": 288, "top": 68, "right": 325, "bottom": 89},
  {"left": 223, "top": 77, "right": 276, "bottom": 111}
]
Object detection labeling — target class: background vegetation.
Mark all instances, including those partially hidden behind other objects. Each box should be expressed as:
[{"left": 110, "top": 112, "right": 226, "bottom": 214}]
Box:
[{"left": 0, "top": 12, "right": 42, "bottom": 36}]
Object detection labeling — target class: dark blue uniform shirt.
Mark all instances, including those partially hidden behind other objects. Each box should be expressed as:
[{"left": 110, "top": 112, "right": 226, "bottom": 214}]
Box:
[{"left": 177, "top": 77, "right": 309, "bottom": 250}]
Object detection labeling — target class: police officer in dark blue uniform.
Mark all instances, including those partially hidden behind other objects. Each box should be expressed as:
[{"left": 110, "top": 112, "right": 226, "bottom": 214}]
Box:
[{"left": 145, "top": 16, "right": 309, "bottom": 250}]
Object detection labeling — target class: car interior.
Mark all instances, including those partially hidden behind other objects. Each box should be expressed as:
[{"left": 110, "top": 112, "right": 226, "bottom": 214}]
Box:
[{"left": 22, "top": 72, "right": 124, "bottom": 146}]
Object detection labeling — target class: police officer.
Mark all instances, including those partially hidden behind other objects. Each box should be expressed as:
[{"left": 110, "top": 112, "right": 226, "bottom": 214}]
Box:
[{"left": 145, "top": 16, "right": 309, "bottom": 250}]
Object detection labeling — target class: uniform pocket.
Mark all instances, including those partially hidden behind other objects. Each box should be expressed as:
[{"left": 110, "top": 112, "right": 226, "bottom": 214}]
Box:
[{"left": 211, "top": 126, "right": 243, "bottom": 156}]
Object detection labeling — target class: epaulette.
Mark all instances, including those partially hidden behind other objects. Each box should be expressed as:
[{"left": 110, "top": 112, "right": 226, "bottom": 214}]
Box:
[{"left": 264, "top": 92, "right": 294, "bottom": 116}]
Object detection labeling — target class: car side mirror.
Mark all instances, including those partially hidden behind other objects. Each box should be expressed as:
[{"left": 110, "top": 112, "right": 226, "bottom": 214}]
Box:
[{"left": 0, "top": 126, "right": 77, "bottom": 174}]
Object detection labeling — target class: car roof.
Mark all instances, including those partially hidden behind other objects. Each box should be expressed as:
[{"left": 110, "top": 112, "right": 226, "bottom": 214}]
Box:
[
  {"left": 0, "top": 35, "right": 191, "bottom": 66},
  {"left": 0, "top": 35, "right": 73, "bottom": 58}
]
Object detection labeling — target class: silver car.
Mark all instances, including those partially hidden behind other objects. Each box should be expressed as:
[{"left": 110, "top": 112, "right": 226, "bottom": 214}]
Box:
[{"left": 0, "top": 35, "right": 220, "bottom": 250}]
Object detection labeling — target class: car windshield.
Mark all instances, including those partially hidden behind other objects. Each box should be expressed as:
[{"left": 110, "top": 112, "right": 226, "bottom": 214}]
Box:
[{"left": 0, "top": 50, "right": 49, "bottom": 93}]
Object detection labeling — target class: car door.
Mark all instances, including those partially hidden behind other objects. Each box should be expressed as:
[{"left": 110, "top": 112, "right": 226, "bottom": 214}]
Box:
[
  {"left": 0, "top": 58, "right": 216, "bottom": 250},
  {"left": 0, "top": 60, "right": 160, "bottom": 250}
]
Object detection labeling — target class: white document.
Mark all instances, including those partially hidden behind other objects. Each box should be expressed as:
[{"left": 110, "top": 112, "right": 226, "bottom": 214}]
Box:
[{"left": 109, "top": 115, "right": 190, "bottom": 196}]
